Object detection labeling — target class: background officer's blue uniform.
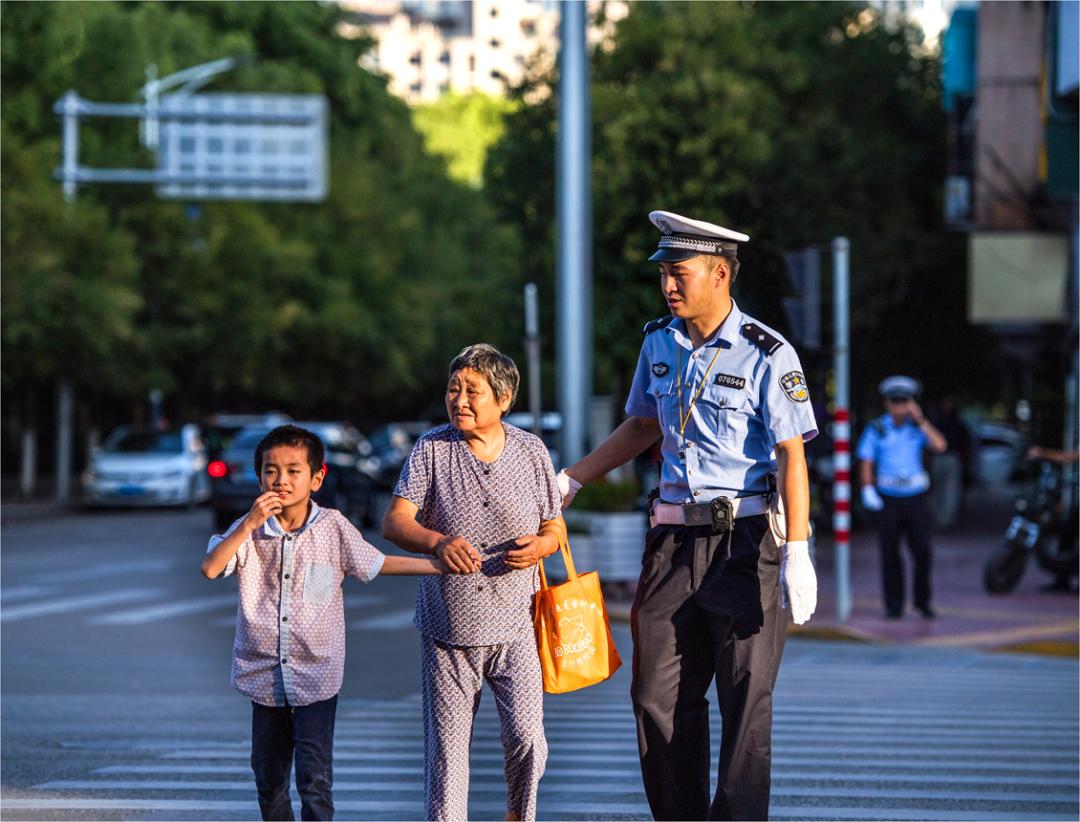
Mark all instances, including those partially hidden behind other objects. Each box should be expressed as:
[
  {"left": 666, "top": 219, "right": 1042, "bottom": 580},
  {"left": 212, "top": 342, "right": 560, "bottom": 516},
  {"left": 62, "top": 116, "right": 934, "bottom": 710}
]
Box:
[
  {"left": 857, "top": 416, "right": 934, "bottom": 616},
  {"left": 626, "top": 301, "right": 817, "bottom": 821}
]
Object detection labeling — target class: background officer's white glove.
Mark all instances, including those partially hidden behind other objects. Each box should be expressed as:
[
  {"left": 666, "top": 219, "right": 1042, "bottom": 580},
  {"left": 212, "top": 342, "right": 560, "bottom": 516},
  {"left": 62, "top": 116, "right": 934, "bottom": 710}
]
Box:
[
  {"left": 781, "top": 540, "right": 817, "bottom": 625},
  {"left": 556, "top": 469, "right": 582, "bottom": 509},
  {"left": 861, "top": 485, "right": 885, "bottom": 512}
]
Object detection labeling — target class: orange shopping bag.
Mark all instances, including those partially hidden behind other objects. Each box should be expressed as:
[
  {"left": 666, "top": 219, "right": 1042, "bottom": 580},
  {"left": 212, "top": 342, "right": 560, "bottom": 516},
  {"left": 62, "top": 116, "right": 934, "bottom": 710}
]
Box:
[{"left": 534, "top": 523, "right": 622, "bottom": 694}]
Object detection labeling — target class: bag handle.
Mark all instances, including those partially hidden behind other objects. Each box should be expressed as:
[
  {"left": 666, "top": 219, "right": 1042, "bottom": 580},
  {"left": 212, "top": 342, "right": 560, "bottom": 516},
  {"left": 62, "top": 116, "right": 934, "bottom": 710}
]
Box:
[{"left": 537, "top": 518, "right": 578, "bottom": 591}]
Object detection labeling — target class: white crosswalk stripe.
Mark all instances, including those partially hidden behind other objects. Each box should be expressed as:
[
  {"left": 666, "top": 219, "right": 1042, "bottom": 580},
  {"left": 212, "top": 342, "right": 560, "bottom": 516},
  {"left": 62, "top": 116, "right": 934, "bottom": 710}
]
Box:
[{"left": 3, "top": 641, "right": 1077, "bottom": 821}]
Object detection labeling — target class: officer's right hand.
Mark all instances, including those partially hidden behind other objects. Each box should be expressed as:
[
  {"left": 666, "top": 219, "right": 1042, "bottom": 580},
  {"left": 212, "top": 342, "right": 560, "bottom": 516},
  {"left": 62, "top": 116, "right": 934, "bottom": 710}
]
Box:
[
  {"left": 556, "top": 469, "right": 583, "bottom": 509},
  {"left": 861, "top": 485, "right": 885, "bottom": 512},
  {"left": 434, "top": 535, "right": 482, "bottom": 574},
  {"left": 243, "top": 491, "right": 284, "bottom": 532}
]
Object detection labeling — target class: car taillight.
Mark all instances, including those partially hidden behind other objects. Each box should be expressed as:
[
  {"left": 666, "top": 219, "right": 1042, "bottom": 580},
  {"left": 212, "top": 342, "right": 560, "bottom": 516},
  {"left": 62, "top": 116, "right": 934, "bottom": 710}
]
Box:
[{"left": 207, "top": 460, "right": 228, "bottom": 478}]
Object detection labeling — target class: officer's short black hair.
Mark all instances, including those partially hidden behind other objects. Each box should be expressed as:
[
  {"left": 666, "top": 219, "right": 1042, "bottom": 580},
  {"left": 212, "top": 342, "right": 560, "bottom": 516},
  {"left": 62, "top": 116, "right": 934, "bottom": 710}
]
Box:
[
  {"left": 715, "top": 253, "right": 741, "bottom": 282},
  {"left": 254, "top": 425, "right": 324, "bottom": 476}
]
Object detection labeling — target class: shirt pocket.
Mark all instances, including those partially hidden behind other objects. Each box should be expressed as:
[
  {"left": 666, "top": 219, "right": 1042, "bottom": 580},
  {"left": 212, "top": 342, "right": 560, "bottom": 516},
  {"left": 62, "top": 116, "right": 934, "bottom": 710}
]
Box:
[
  {"left": 648, "top": 376, "right": 678, "bottom": 430},
  {"left": 699, "top": 383, "right": 752, "bottom": 443},
  {"left": 303, "top": 562, "right": 338, "bottom": 605}
]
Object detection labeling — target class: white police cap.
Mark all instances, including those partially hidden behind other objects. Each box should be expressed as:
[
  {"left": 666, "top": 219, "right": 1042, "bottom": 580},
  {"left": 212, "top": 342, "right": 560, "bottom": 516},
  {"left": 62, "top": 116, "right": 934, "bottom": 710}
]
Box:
[
  {"left": 878, "top": 375, "right": 921, "bottom": 399},
  {"left": 648, "top": 210, "right": 750, "bottom": 262}
]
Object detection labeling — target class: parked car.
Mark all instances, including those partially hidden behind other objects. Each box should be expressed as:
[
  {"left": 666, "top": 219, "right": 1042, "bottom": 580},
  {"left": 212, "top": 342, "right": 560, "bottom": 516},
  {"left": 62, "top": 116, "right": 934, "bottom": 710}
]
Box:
[
  {"left": 974, "top": 422, "right": 1025, "bottom": 487},
  {"left": 366, "top": 421, "right": 430, "bottom": 489},
  {"left": 208, "top": 421, "right": 378, "bottom": 531},
  {"left": 202, "top": 411, "right": 291, "bottom": 461},
  {"left": 82, "top": 424, "right": 211, "bottom": 508}
]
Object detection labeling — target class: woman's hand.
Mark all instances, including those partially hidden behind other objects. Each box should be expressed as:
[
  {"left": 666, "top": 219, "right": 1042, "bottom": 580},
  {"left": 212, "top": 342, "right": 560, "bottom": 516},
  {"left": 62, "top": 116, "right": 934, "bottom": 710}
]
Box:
[
  {"left": 505, "top": 533, "right": 557, "bottom": 570},
  {"left": 433, "top": 535, "right": 481, "bottom": 574}
]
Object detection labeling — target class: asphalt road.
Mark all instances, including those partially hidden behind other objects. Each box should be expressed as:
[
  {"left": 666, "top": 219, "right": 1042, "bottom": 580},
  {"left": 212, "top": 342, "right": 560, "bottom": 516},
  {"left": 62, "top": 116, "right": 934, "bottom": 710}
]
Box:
[{"left": 2, "top": 507, "right": 1078, "bottom": 820}]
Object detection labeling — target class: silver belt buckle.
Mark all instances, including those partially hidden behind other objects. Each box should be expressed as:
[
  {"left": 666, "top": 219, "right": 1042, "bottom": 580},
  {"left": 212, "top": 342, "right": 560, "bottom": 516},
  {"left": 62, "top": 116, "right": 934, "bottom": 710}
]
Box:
[{"left": 683, "top": 502, "right": 713, "bottom": 527}]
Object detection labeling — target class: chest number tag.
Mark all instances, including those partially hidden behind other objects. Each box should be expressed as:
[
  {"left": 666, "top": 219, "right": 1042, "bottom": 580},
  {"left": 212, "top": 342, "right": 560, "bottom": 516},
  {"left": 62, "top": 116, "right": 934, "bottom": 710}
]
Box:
[
  {"left": 713, "top": 373, "right": 746, "bottom": 389},
  {"left": 780, "top": 371, "right": 810, "bottom": 402}
]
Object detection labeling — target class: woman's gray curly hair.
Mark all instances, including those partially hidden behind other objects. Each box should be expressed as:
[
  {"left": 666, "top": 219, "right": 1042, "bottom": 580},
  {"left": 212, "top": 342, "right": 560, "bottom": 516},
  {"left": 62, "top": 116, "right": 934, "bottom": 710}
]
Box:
[{"left": 448, "top": 343, "right": 520, "bottom": 415}]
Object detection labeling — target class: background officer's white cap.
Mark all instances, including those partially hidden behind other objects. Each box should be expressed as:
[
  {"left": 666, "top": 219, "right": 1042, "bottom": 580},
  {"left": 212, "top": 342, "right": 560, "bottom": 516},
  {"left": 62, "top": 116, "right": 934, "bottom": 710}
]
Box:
[
  {"left": 648, "top": 210, "right": 750, "bottom": 262},
  {"left": 878, "top": 375, "right": 922, "bottom": 399}
]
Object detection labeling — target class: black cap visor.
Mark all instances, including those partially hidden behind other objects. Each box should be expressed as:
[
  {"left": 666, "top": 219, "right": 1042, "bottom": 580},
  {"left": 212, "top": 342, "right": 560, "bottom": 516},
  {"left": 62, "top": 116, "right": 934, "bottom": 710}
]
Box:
[{"left": 649, "top": 247, "right": 708, "bottom": 263}]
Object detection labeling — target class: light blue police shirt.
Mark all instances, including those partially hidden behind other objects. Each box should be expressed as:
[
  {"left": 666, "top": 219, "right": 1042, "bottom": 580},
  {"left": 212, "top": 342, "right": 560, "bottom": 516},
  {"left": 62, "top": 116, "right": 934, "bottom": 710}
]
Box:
[
  {"left": 624, "top": 301, "right": 818, "bottom": 503},
  {"left": 855, "top": 415, "right": 930, "bottom": 497}
]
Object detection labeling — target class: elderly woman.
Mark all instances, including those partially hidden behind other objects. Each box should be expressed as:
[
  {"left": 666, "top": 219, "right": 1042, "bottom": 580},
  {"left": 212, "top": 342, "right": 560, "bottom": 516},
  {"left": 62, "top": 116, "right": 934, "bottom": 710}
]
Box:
[{"left": 382, "top": 343, "right": 564, "bottom": 822}]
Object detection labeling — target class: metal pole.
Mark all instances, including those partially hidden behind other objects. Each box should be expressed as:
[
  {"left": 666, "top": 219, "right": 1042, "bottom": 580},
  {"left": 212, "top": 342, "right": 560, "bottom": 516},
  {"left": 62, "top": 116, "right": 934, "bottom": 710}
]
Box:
[
  {"left": 832, "top": 237, "right": 852, "bottom": 623},
  {"left": 60, "top": 90, "right": 80, "bottom": 202},
  {"left": 524, "top": 284, "right": 542, "bottom": 438},
  {"left": 57, "top": 90, "right": 80, "bottom": 504},
  {"left": 55, "top": 380, "right": 74, "bottom": 505},
  {"left": 556, "top": 0, "right": 592, "bottom": 466}
]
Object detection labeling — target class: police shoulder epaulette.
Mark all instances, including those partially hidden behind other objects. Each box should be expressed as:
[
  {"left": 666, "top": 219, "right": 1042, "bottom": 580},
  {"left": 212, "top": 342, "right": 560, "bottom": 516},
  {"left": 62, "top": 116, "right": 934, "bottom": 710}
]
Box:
[
  {"left": 740, "top": 322, "right": 784, "bottom": 355},
  {"left": 642, "top": 315, "right": 675, "bottom": 336},
  {"left": 871, "top": 419, "right": 886, "bottom": 437}
]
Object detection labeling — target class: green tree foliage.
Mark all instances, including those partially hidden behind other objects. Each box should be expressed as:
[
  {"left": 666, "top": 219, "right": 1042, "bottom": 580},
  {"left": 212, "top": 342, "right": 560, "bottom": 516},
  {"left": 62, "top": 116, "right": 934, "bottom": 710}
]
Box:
[
  {"left": 487, "top": 0, "right": 999, "bottom": 414},
  {"left": 2, "top": 0, "right": 521, "bottom": 433},
  {"left": 413, "top": 92, "right": 519, "bottom": 187}
]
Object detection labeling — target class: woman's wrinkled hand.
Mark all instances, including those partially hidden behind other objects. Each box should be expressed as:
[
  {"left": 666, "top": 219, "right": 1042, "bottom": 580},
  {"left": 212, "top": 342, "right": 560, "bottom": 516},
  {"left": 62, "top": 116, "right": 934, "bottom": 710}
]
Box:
[
  {"left": 505, "top": 533, "right": 556, "bottom": 570},
  {"left": 434, "top": 535, "right": 481, "bottom": 574}
]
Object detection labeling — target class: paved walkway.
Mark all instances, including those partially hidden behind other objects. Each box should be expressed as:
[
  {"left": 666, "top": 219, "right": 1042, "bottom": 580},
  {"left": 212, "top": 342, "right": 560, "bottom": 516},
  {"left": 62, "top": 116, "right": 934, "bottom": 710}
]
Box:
[{"left": 609, "top": 486, "right": 1078, "bottom": 656}]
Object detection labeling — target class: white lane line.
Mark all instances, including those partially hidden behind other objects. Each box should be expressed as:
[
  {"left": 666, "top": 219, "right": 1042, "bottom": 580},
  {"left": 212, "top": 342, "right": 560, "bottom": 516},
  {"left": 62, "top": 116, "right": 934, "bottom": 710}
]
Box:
[
  {"left": 2, "top": 799, "right": 1074, "bottom": 820},
  {"left": 349, "top": 608, "right": 417, "bottom": 630},
  {"left": 31, "top": 779, "right": 1078, "bottom": 804},
  {"left": 159, "top": 738, "right": 1080, "bottom": 760},
  {"left": 32, "top": 559, "right": 177, "bottom": 584},
  {"left": 97, "top": 762, "right": 1080, "bottom": 779},
  {"left": 0, "top": 589, "right": 162, "bottom": 622},
  {"left": 0, "top": 585, "right": 55, "bottom": 602},
  {"left": 88, "top": 594, "right": 239, "bottom": 625}
]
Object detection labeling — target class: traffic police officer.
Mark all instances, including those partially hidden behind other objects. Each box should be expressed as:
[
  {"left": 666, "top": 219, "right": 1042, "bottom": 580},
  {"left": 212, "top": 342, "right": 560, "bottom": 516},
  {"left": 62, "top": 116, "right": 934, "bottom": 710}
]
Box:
[
  {"left": 857, "top": 375, "right": 947, "bottom": 618},
  {"left": 557, "top": 211, "right": 818, "bottom": 821}
]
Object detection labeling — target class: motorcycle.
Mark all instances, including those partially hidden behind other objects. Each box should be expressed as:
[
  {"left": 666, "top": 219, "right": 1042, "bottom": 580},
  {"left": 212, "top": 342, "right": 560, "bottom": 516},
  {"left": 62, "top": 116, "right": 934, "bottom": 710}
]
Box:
[{"left": 983, "top": 460, "right": 1079, "bottom": 593}]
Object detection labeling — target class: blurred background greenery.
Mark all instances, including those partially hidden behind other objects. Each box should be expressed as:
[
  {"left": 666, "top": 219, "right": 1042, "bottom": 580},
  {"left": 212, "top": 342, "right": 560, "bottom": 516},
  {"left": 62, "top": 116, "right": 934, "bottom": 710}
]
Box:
[{"left": 3, "top": 0, "right": 1065, "bottom": 485}]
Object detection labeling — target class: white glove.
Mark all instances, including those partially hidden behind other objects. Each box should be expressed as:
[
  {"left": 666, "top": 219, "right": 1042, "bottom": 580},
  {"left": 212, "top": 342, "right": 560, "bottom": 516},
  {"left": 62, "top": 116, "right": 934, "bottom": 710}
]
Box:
[
  {"left": 556, "top": 469, "right": 582, "bottom": 509},
  {"left": 781, "top": 540, "right": 817, "bottom": 625},
  {"left": 861, "top": 485, "right": 885, "bottom": 512}
]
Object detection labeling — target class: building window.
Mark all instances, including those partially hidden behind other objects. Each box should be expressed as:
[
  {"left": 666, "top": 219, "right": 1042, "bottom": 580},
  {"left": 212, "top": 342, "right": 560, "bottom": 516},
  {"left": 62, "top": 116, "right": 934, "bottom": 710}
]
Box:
[
  {"left": 489, "top": 38, "right": 500, "bottom": 48},
  {"left": 439, "top": 50, "right": 450, "bottom": 64},
  {"left": 490, "top": 6, "right": 498, "bottom": 17},
  {"left": 410, "top": 82, "right": 421, "bottom": 93},
  {"left": 439, "top": 82, "right": 449, "bottom": 94},
  {"left": 490, "top": 69, "right": 504, "bottom": 81},
  {"left": 409, "top": 51, "right": 421, "bottom": 65},
  {"left": 521, "top": 21, "right": 536, "bottom": 37},
  {"left": 469, "top": 54, "right": 476, "bottom": 72}
]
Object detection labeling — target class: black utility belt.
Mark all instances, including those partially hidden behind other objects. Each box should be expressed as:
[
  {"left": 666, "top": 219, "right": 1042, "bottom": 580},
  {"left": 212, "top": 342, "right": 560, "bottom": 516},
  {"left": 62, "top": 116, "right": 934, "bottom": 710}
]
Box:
[{"left": 649, "top": 494, "right": 770, "bottom": 530}]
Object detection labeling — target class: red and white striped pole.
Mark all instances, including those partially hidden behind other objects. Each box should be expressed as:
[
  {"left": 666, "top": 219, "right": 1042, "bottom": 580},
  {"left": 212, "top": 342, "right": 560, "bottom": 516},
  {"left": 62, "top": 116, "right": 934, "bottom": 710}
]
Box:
[{"left": 832, "top": 237, "right": 852, "bottom": 622}]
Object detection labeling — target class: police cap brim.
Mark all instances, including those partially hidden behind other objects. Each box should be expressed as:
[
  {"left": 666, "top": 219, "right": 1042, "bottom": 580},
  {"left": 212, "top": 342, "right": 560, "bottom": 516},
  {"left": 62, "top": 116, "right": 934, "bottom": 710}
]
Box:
[{"left": 648, "top": 247, "right": 703, "bottom": 263}]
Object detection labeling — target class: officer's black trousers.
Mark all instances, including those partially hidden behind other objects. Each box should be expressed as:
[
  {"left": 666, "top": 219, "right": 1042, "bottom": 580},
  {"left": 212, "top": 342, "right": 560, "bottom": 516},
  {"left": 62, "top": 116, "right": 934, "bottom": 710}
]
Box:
[
  {"left": 878, "top": 492, "right": 933, "bottom": 615},
  {"left": 630, "top": 514, "right": 787, "bottom": 821}
]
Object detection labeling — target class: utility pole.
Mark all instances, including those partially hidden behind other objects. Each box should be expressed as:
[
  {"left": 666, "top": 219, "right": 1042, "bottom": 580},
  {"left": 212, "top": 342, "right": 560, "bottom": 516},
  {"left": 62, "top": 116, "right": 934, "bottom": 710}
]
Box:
[
  {"left": 524, "top": 283, "right": 542, "bottom": 438},
  {"left": 556, "top": 0, "right": 592, "bottom": 466}
]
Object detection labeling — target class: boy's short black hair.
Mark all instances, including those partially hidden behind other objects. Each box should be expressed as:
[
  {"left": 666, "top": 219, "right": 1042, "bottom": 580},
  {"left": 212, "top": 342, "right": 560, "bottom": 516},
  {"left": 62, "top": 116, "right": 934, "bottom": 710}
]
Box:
[{"left": 254, "top": 425, "right": 325, "bottom": 476}]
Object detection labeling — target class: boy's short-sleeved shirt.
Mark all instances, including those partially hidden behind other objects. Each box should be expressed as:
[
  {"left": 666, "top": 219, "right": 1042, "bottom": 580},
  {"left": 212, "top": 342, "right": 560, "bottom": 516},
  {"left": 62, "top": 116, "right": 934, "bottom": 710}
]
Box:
[
  {"left": 208, "top": 502, "right": 384, "bottom": 707},
  {"left": 394, "top": 422, "right": 561, "bottom": 647}
]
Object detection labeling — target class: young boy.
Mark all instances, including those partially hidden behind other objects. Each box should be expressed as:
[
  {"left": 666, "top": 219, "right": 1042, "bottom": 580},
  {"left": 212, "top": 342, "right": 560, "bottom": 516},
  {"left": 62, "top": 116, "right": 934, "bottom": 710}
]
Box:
[{"left": 202, "top": 424, "right": 441, "bottom": 822}]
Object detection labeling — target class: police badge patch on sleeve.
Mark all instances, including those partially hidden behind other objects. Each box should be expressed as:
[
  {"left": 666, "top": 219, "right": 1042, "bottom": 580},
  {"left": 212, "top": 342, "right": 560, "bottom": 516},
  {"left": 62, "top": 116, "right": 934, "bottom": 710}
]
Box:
[
  {"left": 780, "top": 371, "right": 809, "bottom": 402},
  {"left": 652, "top": 363, "right": 669, "bottom": 377}
]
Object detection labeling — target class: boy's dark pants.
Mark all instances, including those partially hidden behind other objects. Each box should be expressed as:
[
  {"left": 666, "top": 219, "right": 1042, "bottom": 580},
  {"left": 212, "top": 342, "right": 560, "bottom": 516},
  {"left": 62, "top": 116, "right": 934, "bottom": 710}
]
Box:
[{"left": 251, "top": 694, "right": 337, "bottom": 821}]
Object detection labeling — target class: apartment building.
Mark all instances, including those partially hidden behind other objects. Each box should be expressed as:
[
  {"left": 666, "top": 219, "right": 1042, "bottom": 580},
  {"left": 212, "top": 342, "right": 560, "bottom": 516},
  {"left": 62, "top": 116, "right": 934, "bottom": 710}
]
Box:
[{"left": 337, "top": 1, "right": 626, "bottom": 104}]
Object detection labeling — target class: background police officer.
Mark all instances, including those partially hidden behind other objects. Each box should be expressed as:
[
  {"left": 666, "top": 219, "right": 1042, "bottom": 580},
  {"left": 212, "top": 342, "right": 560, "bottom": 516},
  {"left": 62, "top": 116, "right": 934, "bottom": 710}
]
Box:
[
  {"left": 557, "top": 211, "right": 818, "bottom": 821},
  {"left": 857, "top": 376, "right": 948, "bottom": 618}
]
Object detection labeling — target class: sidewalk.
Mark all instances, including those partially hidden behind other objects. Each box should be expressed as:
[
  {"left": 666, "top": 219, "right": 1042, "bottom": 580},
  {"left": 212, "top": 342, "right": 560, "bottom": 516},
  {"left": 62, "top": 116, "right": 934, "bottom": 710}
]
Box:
[{"left": 608, "top": 486, "right": 1078, "bottom": 656}]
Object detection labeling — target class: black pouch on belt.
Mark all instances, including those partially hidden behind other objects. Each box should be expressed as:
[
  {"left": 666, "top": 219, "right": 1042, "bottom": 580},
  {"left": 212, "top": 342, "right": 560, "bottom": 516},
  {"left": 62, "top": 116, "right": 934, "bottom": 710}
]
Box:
[{"left": 710, "top": 496, "right": 734, "bottom": 534}]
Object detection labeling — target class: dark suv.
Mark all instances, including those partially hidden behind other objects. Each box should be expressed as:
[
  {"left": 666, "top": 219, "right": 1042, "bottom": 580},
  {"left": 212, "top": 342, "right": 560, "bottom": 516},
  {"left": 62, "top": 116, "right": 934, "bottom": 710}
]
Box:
[{"left": 208, "top": 422, "right": 378, "bottom": 531}]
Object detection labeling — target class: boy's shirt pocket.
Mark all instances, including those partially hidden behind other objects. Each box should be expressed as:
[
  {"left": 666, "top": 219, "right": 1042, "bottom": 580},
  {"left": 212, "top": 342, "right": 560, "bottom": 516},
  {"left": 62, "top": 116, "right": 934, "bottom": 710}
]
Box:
[{"left": 303, "top": 562, "right": 339, "bottom": 604}]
